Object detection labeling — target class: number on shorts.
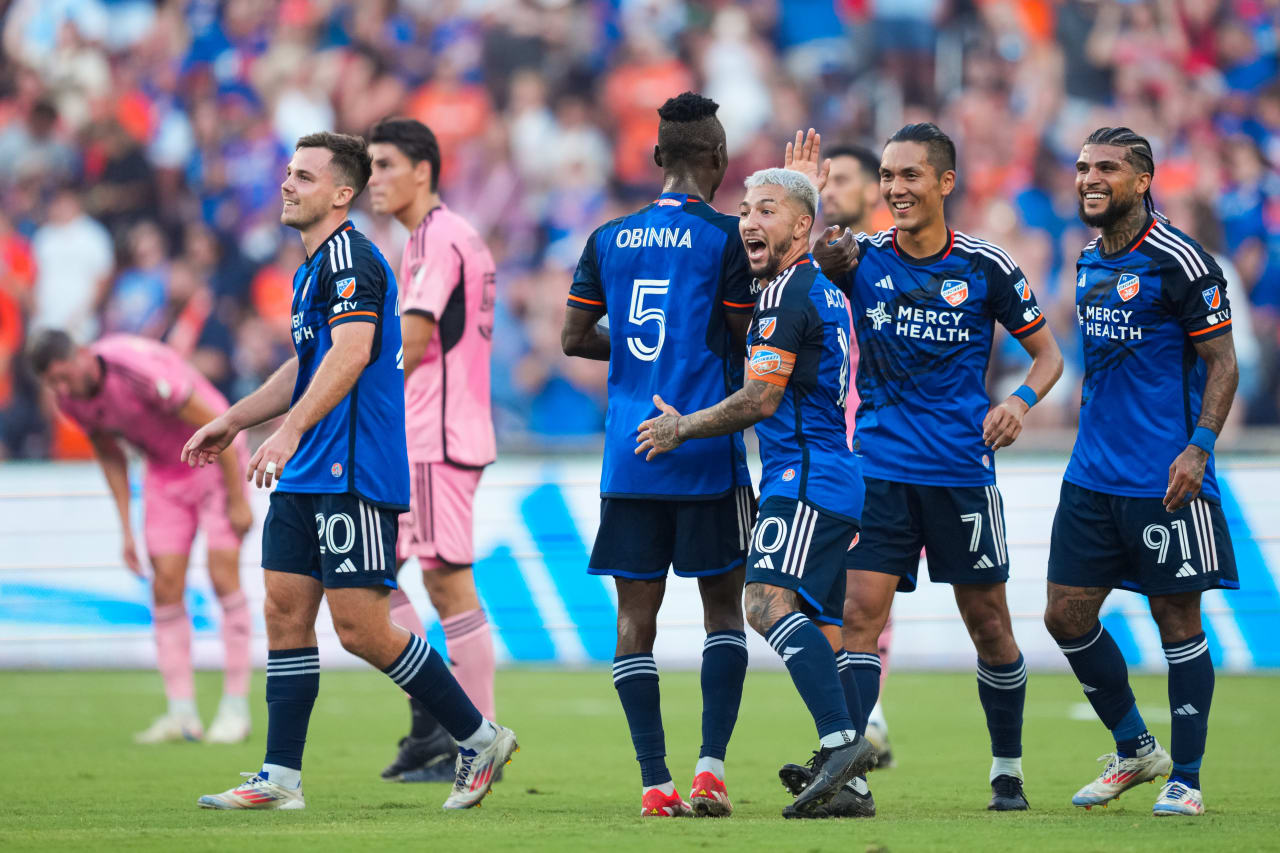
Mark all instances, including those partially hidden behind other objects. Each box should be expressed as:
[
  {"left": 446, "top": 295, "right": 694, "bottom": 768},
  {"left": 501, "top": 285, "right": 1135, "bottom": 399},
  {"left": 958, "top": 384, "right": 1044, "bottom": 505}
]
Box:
[
  {"left": 752, "top": 516, "right": 788, "bottom": 554},
  {"left": 315, "top": 511, "right": 355, "bottom": 555},
  {"left": 1142, "top": 523, "right": 1170, "bottom": 563},
  {"left": 960, "top": 512, "right": 983, "bottom": 552}
]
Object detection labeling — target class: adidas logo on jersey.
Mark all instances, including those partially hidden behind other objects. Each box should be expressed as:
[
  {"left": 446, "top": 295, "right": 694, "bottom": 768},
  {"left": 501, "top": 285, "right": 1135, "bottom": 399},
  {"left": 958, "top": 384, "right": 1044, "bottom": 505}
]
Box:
[
  {"left": 1173, "top": 703, "right": 1199, "bottom": 716},
  {"left": 973, "top": 554, "right": 995, "bottom": 569},
  {"left": 334, "top": 558, "right": 358, "bottom": 574},
  {"left": 1175, "top": 561, "right": 1197, "bottom": 578},
  {"left": 754, "top": 555, "right": 775, "bottom": 571},
  {"left": 874, "top": 275, "right": 894, "bottom": 290}
]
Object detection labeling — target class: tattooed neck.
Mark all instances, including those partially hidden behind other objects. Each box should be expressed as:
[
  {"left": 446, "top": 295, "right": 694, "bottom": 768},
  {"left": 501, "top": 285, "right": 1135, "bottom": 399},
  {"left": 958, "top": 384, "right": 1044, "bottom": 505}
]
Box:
[{"left": 1101, "top": 207, "right": 1151, "bottom": 256}]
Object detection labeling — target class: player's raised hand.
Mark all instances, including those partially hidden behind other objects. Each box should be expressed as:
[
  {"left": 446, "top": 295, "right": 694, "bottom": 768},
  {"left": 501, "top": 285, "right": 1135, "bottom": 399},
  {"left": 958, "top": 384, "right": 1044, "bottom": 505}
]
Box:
[
  {"left": 784, "top": 128, "right": 830, "bottom": 192},
  {"left": 182, "top": 414, "right": 239, "bottom": 468},
  {"left": 635, "top": 394, "right": 685, "bottom": 461},
  {"left": 812, "top": 225, "right": 859, "bottom": 279},
  {"left": 1163, "top": 446, "right": 1207, "bottom": 512},
  {"left": 247, "top": 423, "right": 301, "bottom": 489},
  {"left": 983, "top": 397, "right": 1029, "bottom": 450}
]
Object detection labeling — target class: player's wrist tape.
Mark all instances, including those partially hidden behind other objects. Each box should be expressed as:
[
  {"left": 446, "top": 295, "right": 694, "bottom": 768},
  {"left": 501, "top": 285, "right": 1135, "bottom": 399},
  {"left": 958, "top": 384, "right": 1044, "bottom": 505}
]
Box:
[
  {"left": 1011, "top": 385, "right": 1038, "bottom": 409},
  {"left": 1188, "top": 426, "right": 1217, "bottom": 455}
]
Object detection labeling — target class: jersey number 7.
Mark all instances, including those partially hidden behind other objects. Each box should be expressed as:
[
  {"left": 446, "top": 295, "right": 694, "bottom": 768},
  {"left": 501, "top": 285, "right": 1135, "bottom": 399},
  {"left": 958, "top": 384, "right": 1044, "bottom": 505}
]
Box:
[{"left": 627, "top": 279, "right": 669, "bottom": 362}]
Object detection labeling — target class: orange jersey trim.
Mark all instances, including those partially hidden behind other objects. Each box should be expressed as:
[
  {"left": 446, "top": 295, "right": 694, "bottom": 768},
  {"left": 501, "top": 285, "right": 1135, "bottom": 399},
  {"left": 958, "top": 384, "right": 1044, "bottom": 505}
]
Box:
[
  {"left": 1189, "top": 318, "right": 1232, "bottom": 337},
  {"left": 568, "top": 294, "right": 605, "bottom": 307},
  {"left": 328, "top": 310, "right": 378, "bottom": 324},
  {"left": 748, "top": 345, "right": 796, "bottom": 387},
  {"left": 723, "top": 300, "right": 754, "bottom": 308},
  {"left": 1009, "top": 315, "right": 1046, "bottom": 336}
]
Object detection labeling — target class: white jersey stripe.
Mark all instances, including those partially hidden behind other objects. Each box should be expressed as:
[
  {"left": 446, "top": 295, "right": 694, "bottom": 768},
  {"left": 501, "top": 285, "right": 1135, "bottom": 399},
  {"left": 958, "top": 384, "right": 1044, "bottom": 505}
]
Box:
[
  {"left": 954, "top": 232, "right": 1016, "bottom": 272},
  {"left": 953, "top": 235, "right": 1014, "bottom": 275},
  {"left": 780, "top": 502, "right": 808, "bottom": 577},
  {"left": 791, "top": 506, "right": 818, "bottom": 579},
  {"left": 1145, "top": 229, "right": 1197, "bottom": 281},
  {"left": 1153, "top": 224, "right": 1209, "bottom": 277},
  {"left": 327, "top": 239, "right": 338, "bottom": 274}
]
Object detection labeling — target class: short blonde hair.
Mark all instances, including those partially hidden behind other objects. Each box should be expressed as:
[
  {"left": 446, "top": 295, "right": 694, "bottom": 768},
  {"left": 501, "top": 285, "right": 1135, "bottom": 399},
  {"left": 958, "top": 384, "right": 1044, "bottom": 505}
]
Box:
[{"left": 743, "top": 168, "right": 818, "bottom": 217}]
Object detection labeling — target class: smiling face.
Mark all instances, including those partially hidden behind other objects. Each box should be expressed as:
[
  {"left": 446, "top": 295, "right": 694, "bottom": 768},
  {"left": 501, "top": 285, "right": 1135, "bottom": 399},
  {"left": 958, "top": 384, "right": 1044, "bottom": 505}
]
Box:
[
  {"left": 738, "top": 184, "right": 813, "bottom": 281},
  {"left": 1076, "top": 143, "right": 1150, "bottom": 229},
  {"left": 879, "top": 141, "right": 953, "bottom": 234},
  {"left": 366, "top": 142, "right": 426, "bottom": 218},
  {"left": 280, "top": 146, "right": 351, "bottom": 231}
]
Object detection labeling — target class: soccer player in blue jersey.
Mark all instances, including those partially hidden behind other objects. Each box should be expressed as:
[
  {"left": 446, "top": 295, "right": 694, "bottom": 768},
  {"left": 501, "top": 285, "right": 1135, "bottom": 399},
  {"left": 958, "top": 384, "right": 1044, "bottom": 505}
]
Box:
[
  {"left": 1044, "top": 127, "right": 1239, "bottom": 818},
  {"left": 792, "top": 124, "right": 1065, "bottom": 812},
  {"left": 638, "top": 167, "right": 875, "bottom": 819},
  {"left": 182, "top": 132, "right": 516, "bottom": 811},
  {"left": 560, "top": 92, "right": 756, "bottom": 818}
]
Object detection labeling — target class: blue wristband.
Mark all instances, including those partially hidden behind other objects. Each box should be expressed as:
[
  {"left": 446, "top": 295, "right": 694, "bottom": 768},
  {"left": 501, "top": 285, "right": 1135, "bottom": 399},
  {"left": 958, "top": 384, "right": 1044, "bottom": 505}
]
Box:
[
  {"left": 1188, "top": 426, "right": 1217, "bottom": 455},
  {"left": 1011, "top": 384, "right": 1038, "bottom": 409}
]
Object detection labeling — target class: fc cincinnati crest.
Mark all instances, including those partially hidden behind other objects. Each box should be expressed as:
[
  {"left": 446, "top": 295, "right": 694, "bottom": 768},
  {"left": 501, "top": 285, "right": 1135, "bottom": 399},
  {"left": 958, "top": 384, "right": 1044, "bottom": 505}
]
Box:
[
  {"left": 1116, "top": 273, "right": 1140, "bottom": 302},
  {"left": 335, "top": 276, "right": 356, "bottom": 299},
  {"left": 1202, "top": 284, "right": 1221, "bottom": 310},
  {"left": 940, "top": 279, "right": 968, "bottom": 306},
  {"left": 758, "top": 317, "right": 777, "bottom": 339}
]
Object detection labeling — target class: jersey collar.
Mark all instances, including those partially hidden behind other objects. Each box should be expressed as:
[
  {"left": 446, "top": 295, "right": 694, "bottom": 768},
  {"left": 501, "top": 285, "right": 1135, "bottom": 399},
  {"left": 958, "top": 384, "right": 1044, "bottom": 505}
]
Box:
[
  {"left": 1097, "top": 213, "right": 1156, "bottom": 260},
  {"left": 891, "top": 227, "right": 954, "bottom": 266},
  {"left": 654, "top": 192, "right": 703, "bottom": 206},
  {"left": 306, "top": 219, "right": 354, "bottom": 264}
]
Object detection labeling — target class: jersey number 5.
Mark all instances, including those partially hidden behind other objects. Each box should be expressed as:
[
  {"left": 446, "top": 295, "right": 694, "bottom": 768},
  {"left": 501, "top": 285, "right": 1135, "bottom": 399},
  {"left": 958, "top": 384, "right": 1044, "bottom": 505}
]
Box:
[{"left": 627, "top": 279, "right": 669, "bottom": 362}]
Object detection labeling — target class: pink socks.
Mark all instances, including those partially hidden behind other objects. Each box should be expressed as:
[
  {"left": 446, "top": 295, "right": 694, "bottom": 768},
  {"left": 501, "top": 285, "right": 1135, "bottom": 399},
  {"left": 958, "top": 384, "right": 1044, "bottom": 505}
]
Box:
[
  {"left": 441, "top": 609, "right": 495, "bottom": 719},
  {"left": 218, "top": 591, "right": 252, "bottom": 698},
  {"left": 153, "top": 603, "right": 194, "bottom": 703}
]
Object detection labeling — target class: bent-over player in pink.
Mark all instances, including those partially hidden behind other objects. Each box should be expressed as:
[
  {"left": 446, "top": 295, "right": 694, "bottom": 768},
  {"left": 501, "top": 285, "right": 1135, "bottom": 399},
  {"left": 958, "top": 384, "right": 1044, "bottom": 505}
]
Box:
[
  {"left": 368, "top": 118, "right": 498, "bottom": 782},
  {"left": 29, "top": 330, "right": 254, "bottom": 744}
]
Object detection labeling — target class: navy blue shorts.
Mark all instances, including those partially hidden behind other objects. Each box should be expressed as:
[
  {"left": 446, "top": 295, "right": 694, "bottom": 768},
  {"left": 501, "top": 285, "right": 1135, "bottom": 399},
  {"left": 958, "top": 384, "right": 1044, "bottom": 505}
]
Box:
[
  {"left": 262, "top": 491, "right": 399, "bottom": 589},
  {"left": 843, "top": 477, "right": 1010, "bottom": 592},
  {"left": 1048, "top": 480, "right": 1238, "bottom": 596},
  {"left": 746, "top": 497, "right": 859, "bottom": 625},
  {"left": 588, "top": 486, "right": 755, "bottom": 580}
]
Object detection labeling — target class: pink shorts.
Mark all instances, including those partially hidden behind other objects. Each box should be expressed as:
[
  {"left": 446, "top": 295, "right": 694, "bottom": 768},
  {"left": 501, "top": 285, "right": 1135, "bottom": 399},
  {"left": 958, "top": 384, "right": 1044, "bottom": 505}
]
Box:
[
  {"left": 143, "top": 463, "right": 244, "bottom": 556},
  {"left": 398, "top": 462, "right": 482, "bottom": 567}
]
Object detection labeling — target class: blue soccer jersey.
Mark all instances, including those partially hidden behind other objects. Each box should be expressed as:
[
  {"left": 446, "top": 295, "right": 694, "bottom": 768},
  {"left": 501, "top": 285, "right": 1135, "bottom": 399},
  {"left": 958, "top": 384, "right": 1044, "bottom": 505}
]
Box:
[
  {"left": 569, "top": 192, "right": 755, "bottom": 500},
  {"left": 1064, "top": 217, "right": 1233, "bottom": 500},
  {"left": 279, "top": 221, "right": 410, "bottom": 510},
  {"left": 839, "top": 229, "right": 1046, "bottom": 487},
  {"left": 748, "top": 257, "right": 863, "bottom": 522}
]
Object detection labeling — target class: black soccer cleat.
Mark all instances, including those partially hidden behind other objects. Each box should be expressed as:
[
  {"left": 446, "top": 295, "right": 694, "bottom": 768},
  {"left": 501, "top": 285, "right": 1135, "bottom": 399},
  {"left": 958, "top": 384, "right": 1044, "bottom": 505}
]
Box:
[
  {"left": 789, "top": 737, "right": 876, "bottom": 816},
  {"left": 988, "top": 774, "right": 1029, "bottom": 811},
  {"left": 380, "top": 731, "right": 457, "bottom": 781},
  {"left": 779, "top": 754, "right": 817, "bottom": 797},
  {"left": 825, "top": 775, "right": 876, "bottom": 818}
]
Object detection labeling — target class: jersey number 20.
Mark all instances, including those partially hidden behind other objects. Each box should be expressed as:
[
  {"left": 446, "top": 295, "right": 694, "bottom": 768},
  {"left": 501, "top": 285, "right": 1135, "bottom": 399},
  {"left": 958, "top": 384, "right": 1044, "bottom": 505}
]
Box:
[{"left": 627, "top": 279, "right": 669, "bottom": 362}]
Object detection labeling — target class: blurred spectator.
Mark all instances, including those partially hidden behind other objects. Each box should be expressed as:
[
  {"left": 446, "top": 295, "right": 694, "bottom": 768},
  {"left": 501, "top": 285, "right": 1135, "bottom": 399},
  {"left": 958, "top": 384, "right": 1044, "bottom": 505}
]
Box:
[
  {"left": 102, "top": 220, "right": 169, "bottom": 337},
  {"left": 30, "top": 187, "right": 113, "bottom": 342},
  {"left": 0, "top": 99, "right": 76, "bottom": 184}
]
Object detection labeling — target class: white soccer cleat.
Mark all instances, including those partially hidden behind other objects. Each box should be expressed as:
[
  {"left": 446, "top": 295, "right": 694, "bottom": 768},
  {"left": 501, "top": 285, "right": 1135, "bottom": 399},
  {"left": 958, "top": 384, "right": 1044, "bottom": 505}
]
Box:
[
  {"left": 442, "top": 724, "right": 518, "bottom": 810},
  {"left": 134, "top": 712, "right": 203, "bottom": 744},
  {"left": 205, "top": 707, "right": 252, "bottom": 745},
  {"left": 1071, "top": 744, "right": 1172, "bottom": 808},
  {"left": 1153, "top": 780, "right": 1204, "bottom": 816},
  {"left": 197, "top": 773, "right": 305, "bottom": 810}
]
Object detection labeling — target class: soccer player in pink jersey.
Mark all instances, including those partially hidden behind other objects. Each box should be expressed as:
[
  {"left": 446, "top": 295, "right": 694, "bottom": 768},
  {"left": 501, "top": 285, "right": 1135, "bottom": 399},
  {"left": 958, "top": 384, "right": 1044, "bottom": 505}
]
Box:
[
  {"left": 366, "top": 117, "right": 498, "bottom": 782},
  {"left": 28, "top": 329, "right": 254, "bottom": 744}
]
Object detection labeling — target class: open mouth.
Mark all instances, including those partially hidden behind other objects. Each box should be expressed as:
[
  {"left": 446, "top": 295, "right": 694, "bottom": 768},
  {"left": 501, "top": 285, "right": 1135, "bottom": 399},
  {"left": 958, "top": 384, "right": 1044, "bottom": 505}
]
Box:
[
  {"left": 891, "top": 200, "right": 915, "bottom": 213},
  {"left": 1082, "top": 191, "right": 1108, "bottom": 203},
  {"left": 744, "top": 237, "right": 768, "bottom": 265}
]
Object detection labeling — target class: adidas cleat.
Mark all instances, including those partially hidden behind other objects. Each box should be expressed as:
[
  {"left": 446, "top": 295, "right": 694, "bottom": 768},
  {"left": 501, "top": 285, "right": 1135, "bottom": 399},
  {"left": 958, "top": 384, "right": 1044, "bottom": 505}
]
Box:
[
  {"left": 197, "top": 773, "right": 304, "bottom": 810},
  {"left": 689, "top": 771, "right": 732, "bottom": 817},
  {"left": 1152, "top": 780, "right": 1204, "bottom": 816},
  {"left": 135, "top": 712, "right": 203, "bottom": 744},
  {"left": 381, "top": 731, "right": 457, "bottom": 781},
  {"left": 1072, "top": 743, "right": 1172, "bottom": 808},
  {"left": 988, "top": 774, "right": 1029, "bottom": 810},
  {"left": 641, "top": 786, "right": 692, "bottom": 817},
  {"left": 790, "top": 737, "right": 876, "bottom": 816},
  {"left": 441, "top": 724, "right": 517, "bottom": 810}
]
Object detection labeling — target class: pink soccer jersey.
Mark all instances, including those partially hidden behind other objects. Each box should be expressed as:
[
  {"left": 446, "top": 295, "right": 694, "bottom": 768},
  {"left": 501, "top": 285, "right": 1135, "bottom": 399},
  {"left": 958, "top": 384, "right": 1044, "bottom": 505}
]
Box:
[
  {"left": 400, "top": 204, "right": 497, "bottom": 467},
  {"left": 845, "top": 302, "right": 861, "bottom": 449},
  {"left": 56, "top": 335, "right": 233, "bottom": 475}
]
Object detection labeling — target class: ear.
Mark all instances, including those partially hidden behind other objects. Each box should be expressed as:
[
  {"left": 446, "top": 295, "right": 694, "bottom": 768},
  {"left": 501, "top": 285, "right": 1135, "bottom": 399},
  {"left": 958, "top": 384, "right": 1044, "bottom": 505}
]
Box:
[
  {"left": 939, "top": 169, "right": 957, "bottom": 199},
  {"left": 333, "top": 185, "right": 355, "bottom": 209},
  {"left": 712, "top": 142, "right": 726, "bottom": 172},
  {"left": 653, "top": 145, "right": 664, "bottom": 169},
  {"left": 1135, "top": 171, "right": 1152, "bottom": 197},
  {"left": 794, "top": 212, "right": 813, "bottom": 240},
  {"left": 414, "top": 159, "right": 432, "bottom": 185}
]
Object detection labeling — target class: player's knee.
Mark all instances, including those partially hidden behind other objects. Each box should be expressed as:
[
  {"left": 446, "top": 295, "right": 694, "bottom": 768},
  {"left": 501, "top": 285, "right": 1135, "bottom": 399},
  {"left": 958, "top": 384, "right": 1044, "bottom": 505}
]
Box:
[
  {"left": 743, "top": 584, "right": 782, "bottom": 636},
  {"left": 1148, "top": 597, "right": 1202, "bottom": 643},
  {"left": 1042, "top": 604, "right": 1079, "bottom": 642},
  {"left": 967, "top": 613, "right": 1012, "bottom": 656},
  {"left": 264, "top": 594, "right": 309, "bottom": 637},
  {"left": 615, "top": 609, "right": 658, "bottom": 654},
  {"left": 332, "top": 619, "right": 375, "bottom": 660}
]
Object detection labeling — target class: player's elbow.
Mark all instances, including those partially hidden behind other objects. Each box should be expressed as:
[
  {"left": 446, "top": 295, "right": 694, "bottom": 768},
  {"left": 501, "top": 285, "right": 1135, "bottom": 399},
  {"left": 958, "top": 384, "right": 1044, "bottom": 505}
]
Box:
[
  {"left": 757, "top": 393, "right": 781, "bottom": 420},
  {"left": 561, "top": 327, "right": 586, "bottom": 358}
]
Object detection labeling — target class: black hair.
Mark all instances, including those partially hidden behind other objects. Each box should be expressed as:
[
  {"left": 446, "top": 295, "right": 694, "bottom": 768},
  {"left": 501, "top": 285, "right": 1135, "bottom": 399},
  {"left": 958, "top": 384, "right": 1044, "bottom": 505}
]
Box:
[
  {"left": 369, "top": 117, "right": 442, "bottom": 192},
  {"left": 1083, "top": 126, "right": 1160, "bottom": 217},
  {"left": 825, "top": 144, "right": 881, "bottom": 181},
  {"left": 656, "top": 91, "right": 724, "bottom": 167},
  {"left": 295, "top": 131, "right": 372, "bottom": 198},
  {"left": 885, "top": 123, "right": 956, "bottom": 177},
  {"left": 25, "top": 328, "right": 76, "bottom": 376}
]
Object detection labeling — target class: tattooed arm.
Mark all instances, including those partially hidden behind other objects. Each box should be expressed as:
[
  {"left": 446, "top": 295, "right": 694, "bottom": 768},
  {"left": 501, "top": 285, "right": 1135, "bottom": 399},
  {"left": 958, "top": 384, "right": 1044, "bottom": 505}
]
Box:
[
  {"left": 635, "top": 379, "right": 785, "bottom": 461},
  {"left": 1164, "top": 331, "right": 1237, "bottom": 512}
]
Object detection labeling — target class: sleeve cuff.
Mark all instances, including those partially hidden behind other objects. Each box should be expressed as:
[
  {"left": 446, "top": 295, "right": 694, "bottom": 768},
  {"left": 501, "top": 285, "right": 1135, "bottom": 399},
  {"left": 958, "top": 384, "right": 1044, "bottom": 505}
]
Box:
[
  {"left": 328, "top": 310, "right": 379, "bottom": 327},
  {"left": 1188, "top": 319, "right": 1232, "bottom": 340},
  {"left": 1009, "top": 315, "right": 1046, "bottom": 338}
]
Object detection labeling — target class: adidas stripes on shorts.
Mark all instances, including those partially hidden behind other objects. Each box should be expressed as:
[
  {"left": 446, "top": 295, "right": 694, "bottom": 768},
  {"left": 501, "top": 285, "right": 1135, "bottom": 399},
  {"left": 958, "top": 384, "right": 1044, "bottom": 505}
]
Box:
[{"left": 745, "top": 496, "right": 859, "bottom": 625}]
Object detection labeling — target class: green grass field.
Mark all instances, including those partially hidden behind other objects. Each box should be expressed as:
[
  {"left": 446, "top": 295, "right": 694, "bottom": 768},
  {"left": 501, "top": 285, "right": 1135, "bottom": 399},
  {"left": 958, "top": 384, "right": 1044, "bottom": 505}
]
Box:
[{"left": 3, "top": 669, "right": 1278, "bottom": 852}]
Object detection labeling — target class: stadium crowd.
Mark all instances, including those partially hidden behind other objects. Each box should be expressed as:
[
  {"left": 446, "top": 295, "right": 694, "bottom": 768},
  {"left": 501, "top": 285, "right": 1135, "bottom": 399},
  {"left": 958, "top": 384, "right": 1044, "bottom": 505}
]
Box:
[{"left": 0, "top": 0, "right": 1277, "bottom": 457}]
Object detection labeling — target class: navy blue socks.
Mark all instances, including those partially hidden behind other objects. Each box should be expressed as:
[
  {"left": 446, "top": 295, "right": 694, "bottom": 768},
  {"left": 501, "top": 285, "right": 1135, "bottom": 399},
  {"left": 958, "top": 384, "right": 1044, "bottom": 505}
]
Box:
[
  {"left": 1164, "top": 632, "right": 1213, "bottom": 789},
  {"left": 699, "top": 631, "right": 747, "bottom": 761},
  {"left": 613, "top": 653, "right": 670, "bottom": 786}
]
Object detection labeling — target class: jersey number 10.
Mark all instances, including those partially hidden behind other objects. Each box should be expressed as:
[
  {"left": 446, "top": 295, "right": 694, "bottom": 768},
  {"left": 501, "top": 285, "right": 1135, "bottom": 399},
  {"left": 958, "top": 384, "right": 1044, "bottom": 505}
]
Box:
[{"left": 627, "top": 279, "right": 669, "bottom": 362}]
